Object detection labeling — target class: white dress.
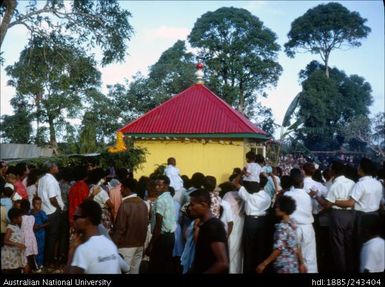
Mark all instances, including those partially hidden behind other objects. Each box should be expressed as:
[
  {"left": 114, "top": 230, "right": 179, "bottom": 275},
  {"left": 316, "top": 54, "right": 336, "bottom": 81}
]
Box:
[{"left": 223, "top": 191, "right": 245, "bottom": 274}]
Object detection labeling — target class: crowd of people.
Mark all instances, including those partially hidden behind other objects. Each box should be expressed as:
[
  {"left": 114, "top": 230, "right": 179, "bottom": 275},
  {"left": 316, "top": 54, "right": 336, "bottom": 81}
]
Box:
[{"left": 0, "top": 153, "right": 384, "bottom": 274}]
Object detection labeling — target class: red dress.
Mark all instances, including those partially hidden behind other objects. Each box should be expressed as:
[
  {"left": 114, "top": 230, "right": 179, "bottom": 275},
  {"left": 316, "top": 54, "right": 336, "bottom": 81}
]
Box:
[
  {"left": 14, "top": 180, "right": 28, "bottom": 200},
  {"left": 68, "top": 180, "right": 89, "bottom": 225}
]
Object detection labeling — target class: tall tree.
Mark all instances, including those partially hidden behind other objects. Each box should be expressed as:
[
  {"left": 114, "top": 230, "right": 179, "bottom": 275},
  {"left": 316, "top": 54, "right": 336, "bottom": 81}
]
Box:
[
  {"left": 0, "top": 0, "right": 133, "bottom": 65},
  {"left": 5, "top": 36, "right": 101, "bottom": 150},
  {"left": 284, "top": 2, "right": 371, "bottom": 78},
  {"left": 294, "top": 61, "right": 373, "bottom": 151},
  {"left": 188, "top": 7, "right": 282, "bottom": 114}
]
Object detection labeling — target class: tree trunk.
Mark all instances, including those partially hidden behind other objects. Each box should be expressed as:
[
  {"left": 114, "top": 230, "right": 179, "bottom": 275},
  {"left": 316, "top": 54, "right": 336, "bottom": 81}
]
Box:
[
  {"left": 238, "top": 79, "right": 244, "bottom": 113},
  {"left": 0, "top": 0, "right": 17, "bottom": 48},
  {"left": 48, "top": 115, "right": 58, "bottom": 152},
  {"left": 324, "top": 53, "right": 330, "bottom": 78}
]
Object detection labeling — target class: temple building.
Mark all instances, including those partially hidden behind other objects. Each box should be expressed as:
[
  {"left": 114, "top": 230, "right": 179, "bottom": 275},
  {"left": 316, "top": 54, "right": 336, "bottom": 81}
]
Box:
[{"left": 119, "top": 65, "right": 269, "bottom": 182}]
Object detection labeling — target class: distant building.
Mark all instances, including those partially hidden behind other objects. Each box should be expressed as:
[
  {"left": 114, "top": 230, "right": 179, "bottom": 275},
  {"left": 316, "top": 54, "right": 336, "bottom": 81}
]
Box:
[{"left": 0, "top": 144, "right": 54, "bottom": 161}]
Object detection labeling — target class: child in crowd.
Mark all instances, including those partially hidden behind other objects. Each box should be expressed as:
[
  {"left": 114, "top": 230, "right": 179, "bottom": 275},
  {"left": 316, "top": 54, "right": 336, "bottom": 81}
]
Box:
[
  {"left": 242, "top": 152, "right": 262, "bottom": 193},
  {"left": 19, "top": 199, "right": 38, "bottom": 273},
  {"left": 31, "top": 197, "right": 48, "bottom": 270},
  {"left": 1, "top": 208, "right": 26, "bottom": 273},
  {"left": 256, "top": 196, "right": 306, "bottom": 274}
]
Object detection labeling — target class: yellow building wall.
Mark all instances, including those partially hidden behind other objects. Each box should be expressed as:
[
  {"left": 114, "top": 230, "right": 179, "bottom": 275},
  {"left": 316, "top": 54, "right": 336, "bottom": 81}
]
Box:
[{"left": 134, "top": 139, "right": 247, "bottom": 183}]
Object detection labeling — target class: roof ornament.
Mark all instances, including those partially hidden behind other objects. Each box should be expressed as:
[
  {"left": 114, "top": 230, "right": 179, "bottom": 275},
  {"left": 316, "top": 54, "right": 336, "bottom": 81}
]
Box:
[{"left": 196, "top": 62, "right": 204, "bottom": 84}]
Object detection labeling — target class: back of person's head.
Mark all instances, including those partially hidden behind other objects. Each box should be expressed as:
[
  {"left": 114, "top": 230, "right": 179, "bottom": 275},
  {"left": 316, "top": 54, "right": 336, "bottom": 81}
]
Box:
[
  {"left": 8, "top": 207, "right": 23, "bottom": 222},
  {"left": 204, "top": 176, "right": 217, "bottom": 192},
  {"left": 3, "top": 186, "right": 14, "bottom": 198},
  {"left": 167, "top": 157, "right": 176, "bottom": 165},
  {"left": 58, "top": 167, "right": 73, "bottom": 182},
  {"left": 121, "top": 178, "right": 137, "bottom": 193},
  {"left": 19, "top": 199, "right": 30, "bottom": 214},
  {"left": 246, "top": 151, "right": 256, "bottom": 162},
  {"left": 26, "top": 168, "right": 44, "bottom": 187},
  {"left": 361, "top": 214, "right": 381, "bottom": 237},
  {"left": 259, "top": 174, "right": 268, "bottom": 189},
  {"left": 290, "top": 168, "right": 302, "bottom": 179},
  {"left": 6, "top": 166, "right": 17, "bottom": 177},
  {"left": 344, "top": 164, "right": 358, "bottom": 182},
  {"left": 146, "top": 179, "right": 157, "bottom": 197},
  {"left": 136, "top": 176, "right": 149, "bottom": 199},
  {"left": 331, "top": 160, "right": 345, "bottom": 177},
  {"left": 303, "top": 162, "right": 316, "bottom": 176},
  {"left": 255, "top": 154, "right": 265, "bottom": 165},
  {"left": 190, "top": 172, "right": 205, "bottom": 189},
  {"left": 79, "top": 200, "right": 102, "bottom": 226},
  {"left": 312, "top": 169, "right": 324, "bottom": 183},
  {"left": 218, "top": 182, "right": 236, "bottom": 198},
  {"left": 280, "top": 175, "right": 292, "bottom": 191},
  {"left": 276, "top": 195, "right": 296, "bottom": 215},
  {"left": 157, "top": 175, "right": 170, "bottom": 186},
  {"left": 73, "top": 166, "right": 88, "bottom": 181},
  {"left": 87, "top": 168, "right": 108, "bottom": 185},
  {"left": 190, "top": 188, "right": 211, "bottom": 207},
  {"left": 181, "top": 175, "right": 191, "bottom": 189},
  {"left": 291, "top": 171, "right": 304, "bottom": 189},
  {"left": 15, "top": 162, "right": 28, "bottom": 177},
  {"left": 359, "top": 158, "right": 376, "bottom": 176}
]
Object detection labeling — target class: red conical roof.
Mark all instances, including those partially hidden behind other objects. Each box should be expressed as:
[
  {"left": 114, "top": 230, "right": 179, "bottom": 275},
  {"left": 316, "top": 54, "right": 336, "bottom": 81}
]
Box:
[{"left": 119, "top": 84, "right": 268, "bottom": 139}]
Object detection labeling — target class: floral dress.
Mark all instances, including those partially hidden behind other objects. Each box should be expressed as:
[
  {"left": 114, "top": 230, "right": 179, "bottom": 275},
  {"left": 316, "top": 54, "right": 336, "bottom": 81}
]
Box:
[
  {"left": 1, "top": 224, "right": 26, "bottom": 270},
  {"left": 273, "top": 219, "right": 299, "bottom": 273},
  {"left": 21, "top": 215, "right": 38, "bottom": 257}
]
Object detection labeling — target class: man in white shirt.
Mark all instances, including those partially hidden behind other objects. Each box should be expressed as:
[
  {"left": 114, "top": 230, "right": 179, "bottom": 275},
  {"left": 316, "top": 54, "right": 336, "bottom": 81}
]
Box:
[
  {"left": 333, "top": 159, "right": 382, "bottom": 240},
  {"left": 285, "top": 170, "right": 318, "bottom": 273},
  {"left": 68, "top": 200, "right": 129, "bottom": 274},
  {"left": 313, "top": 161, "right": 356, "bottom": 272},
  {"left": 359, "top": 214, "right": 384, "bottom": 273},
  {"left": 164, "top": 157, "right": 185, "bottom": 204},
  {"left": 233, "top": 174, "right": 271, "bottom": 273},
  {"left": 37, "top": 161, "right": 64, "bottom": 267}
]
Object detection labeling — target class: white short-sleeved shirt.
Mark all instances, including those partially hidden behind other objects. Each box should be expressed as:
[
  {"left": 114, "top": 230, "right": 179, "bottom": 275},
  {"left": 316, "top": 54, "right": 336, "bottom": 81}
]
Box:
[
  {"left": 243, "top": 163, "right": 262, "bottom": 183},
  {"left": 326, "top": 176, "right": 355, "bottom": 210},
  {"left": 304, "top": 177, "right": 327, "bottom": 214},
  {"left": 220, "top": 200, "right": 234, "bottom": 233},
  {"left": 164, "top": 165, "right": 184, "bottom": 191},
  {"left": 285, "top": 188, "right": 314, "bottom": 225},
  {"left": 351, "top": 176, "right": 383, "bottom": 212},
  {"left": 238, "top": 186, "right": 271, "bottom": 217},
  {"left": 71, "top": 235, "right": 128, "bottom": 274},
  {"left": 37, "top": 173, "right": 64, "bottom": 215},
  {"left": 90, "top": 186, "right": 110, "bottom": 208},
  {"left": 360, "top": 237, "right": 385, "bottom": 273}
]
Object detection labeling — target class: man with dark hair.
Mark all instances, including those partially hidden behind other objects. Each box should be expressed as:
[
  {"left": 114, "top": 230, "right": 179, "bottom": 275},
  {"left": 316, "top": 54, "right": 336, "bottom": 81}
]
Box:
[
  {"left": 333, "top": 158, "right": 383, "bottom": 270},
  {"left": 188, "top": 189, "right": 229, "bottom": 273},
  {"left": 312, "top": 160, "right": 356, "bottom": 272},
  {"left": 233, "top": 174, "right": 271, "bottom": 273},
  {"left": 112, "top": 178, "right": 148, "bottom": 274},
  {"left": 146, "top": 175, "right": 176, "bottom": 273},
  {"left": 37, "top": 161, "right": 64, "bottom": 267},
  {"left": 67, "top": 200, "right": 128, "bottom": 274},
  {"left": 285, "top": 171, "right": 318, "bottom": 273}
]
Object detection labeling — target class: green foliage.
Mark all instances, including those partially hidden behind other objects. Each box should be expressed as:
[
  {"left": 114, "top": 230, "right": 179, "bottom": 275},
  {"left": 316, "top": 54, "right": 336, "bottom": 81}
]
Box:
[
  {"left": 99, "top": 146, "right": 147, "bottom": 172},
  {"left": 1, "top": 0, "right": 133, "bottom": 65},
  {"left": 188, "top": 7, "right": 282, "bottom": 115},
  {"left": 284, "top": 2, "right": 371, "bottom": 76},
  {"left": 295, "top": 61, "right": 373, "bottom": 151},
  {"left": 0, "top": 107, "right": 32, "bottom": 143},
  {"left": 5, "top": 36, "right": 101, "bottom": 147}
]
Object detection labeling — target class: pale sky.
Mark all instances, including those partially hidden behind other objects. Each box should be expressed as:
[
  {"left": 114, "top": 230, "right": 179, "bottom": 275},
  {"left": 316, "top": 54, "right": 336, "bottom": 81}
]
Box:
[{"left": 1, "top": 1, "right": 384, "bottom": 138}]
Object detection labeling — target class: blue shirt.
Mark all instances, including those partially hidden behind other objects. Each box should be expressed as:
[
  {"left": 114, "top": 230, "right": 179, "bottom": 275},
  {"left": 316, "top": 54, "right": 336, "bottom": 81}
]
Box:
[{"left": 1, "top": 198, "right": 13, "bottom": 222}]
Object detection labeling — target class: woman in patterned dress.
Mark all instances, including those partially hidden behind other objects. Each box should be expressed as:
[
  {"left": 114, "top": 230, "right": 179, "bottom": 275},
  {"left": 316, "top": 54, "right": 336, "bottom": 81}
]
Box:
[
  {"left": 256, "top": 196, "right": 307, "bottom": 274},
  {"left": 1, "top": 208, "right": 26, "bottom": 273}
]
